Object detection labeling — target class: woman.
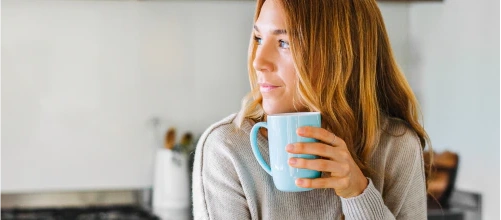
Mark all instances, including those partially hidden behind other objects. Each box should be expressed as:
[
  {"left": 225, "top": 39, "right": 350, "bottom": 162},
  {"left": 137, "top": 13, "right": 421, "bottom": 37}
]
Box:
[{"left": 192, "top": 0, "right": 430, "bottom": 219}]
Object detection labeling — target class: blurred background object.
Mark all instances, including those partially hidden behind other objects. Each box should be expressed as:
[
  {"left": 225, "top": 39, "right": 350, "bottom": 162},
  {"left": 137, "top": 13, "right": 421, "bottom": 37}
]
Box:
[
  {"left": 425, "top": 151, "right": 483, "bottom": 220},
  {"left": 426, "top": 150, "right": 460, "bottom": 209},
  {"left": 164, "top": 127, "right": 176, "bottom": 151}
]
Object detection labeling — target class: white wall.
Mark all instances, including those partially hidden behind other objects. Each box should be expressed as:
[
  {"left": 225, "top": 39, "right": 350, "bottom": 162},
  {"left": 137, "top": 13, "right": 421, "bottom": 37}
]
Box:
[
  {"left": 378, "top": 3, "right": 411, "bottom": 77},
  {"left": 2, "top": 0, "right": 255, "bottom": 192},
  {"left": 409, "top": 1, "right": 500, "bottom": 219}
]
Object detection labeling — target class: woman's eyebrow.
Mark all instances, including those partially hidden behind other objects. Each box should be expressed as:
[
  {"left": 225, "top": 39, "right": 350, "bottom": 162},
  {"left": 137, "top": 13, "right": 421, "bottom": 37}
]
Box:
[{"left": 254, "top": 25, "right": 287, "bottom": 35}]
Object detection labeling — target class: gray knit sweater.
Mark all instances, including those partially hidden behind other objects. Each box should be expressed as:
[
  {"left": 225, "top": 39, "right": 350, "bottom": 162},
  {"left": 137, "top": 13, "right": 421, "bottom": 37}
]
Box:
[{"left": 192, "top": 113, "right": 427, "bottom": 220}]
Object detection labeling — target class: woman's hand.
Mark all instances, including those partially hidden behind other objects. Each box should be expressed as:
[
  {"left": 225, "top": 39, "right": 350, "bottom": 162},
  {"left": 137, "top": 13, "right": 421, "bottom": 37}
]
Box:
[{"left": 285, "top": 126, "right": 368, "bottom": 198}]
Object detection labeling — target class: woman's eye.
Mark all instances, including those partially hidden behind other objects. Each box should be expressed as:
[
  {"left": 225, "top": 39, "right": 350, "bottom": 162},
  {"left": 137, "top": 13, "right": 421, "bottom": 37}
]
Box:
[
  {"left": 254, "top": 36, "right": 263, "bottom": 45},
  {"left": 279, "top": 40, "right": 290, "bottom": 49}
]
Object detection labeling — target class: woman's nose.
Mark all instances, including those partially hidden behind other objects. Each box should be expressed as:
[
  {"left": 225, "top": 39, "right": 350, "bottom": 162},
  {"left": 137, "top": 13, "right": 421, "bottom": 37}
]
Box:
[{"left": 252, "top": 42, "right": 275, "bottom": 73}]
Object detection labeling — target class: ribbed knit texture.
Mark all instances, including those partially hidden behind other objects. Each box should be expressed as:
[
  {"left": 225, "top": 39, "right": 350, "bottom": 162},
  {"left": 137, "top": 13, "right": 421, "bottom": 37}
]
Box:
[{"left": 192, "top": 113, "right": 427, "bottom": 220}]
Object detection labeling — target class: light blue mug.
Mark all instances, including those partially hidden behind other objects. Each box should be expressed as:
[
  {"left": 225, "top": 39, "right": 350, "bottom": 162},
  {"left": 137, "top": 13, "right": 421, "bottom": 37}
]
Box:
[{"left": 250, "top": 112, "right": 322, "bottom": 192}]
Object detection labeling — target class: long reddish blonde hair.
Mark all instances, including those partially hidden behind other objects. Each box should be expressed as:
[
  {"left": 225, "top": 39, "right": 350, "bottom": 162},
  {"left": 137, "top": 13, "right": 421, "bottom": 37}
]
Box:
[{"left": 238, "top": 0, "right": 431, "bottom": 180}]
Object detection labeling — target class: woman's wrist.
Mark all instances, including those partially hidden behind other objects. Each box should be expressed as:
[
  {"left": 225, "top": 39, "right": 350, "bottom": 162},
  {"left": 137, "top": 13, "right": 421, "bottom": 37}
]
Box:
[{"left": 337, "top": 177, "right": 369, "bottom": 198}]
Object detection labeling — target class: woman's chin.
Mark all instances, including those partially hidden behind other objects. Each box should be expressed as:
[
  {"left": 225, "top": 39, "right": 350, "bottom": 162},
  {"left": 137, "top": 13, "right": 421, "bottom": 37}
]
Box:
[
  {"left": 262, "top": 100, "right": 308, "bottom": 115},
  {"left": 263, "top": 107, "right": 294, "bottom": 115},
  {"left": 263, "top": 107, "right": 283, "bottom": 115}
]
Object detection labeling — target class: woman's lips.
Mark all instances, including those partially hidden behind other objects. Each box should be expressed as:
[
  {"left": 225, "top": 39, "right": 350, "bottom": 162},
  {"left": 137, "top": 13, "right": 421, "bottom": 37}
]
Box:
[{"left": 259, "top": 83, "right": 279, "bottom": 93}]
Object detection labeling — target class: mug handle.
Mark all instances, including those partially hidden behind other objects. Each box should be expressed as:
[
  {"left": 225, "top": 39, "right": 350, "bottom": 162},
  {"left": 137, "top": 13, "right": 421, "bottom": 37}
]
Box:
[{"left": 250, "top": 122, "right": 272, "bottom": 175}]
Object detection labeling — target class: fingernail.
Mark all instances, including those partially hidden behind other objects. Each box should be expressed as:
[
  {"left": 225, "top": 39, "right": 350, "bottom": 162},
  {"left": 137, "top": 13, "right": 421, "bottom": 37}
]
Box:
[
  {"left": 297, "top": 128, "right": 304, "bottom": 135},
  {"left": 286, "top": 144, "right": 294, "bottom": 151},
  {"left": 289, "top": 158, "right": 297, "bottom": 165},
  {"left": 296, "top": 179, "right": 304, "bottom": 186}
]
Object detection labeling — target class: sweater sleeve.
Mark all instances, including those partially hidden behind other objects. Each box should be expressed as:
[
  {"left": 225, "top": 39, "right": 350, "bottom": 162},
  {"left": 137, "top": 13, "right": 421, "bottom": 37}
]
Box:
[
  {"left": 340, "top": 129, "right": 427, "bottom": 220},
  {"left": 192, "top": 126, "right": 251, "bottom": 220}
]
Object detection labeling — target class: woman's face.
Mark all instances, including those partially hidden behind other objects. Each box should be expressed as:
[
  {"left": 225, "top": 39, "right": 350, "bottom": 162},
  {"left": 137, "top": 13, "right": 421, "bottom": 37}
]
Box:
[{"left": 253, "top": 0, "right": 306, "bottom": 115}]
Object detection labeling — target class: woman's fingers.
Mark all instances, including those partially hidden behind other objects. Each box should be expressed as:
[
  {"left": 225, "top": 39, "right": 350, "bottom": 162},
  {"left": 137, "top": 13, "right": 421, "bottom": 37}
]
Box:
[
  {"left": 295, "top": 176, "right": 350, "bottom": 190},
  {"left": 288, "top": 158, "right": 350, "bottom": 177},
  {"left": 290, "top": 126, "right": 368, "bottom": 196},
  {"left": 297, "top": 126, "right": 345, "bottom": 148},
  {"left": 286, "top": 142, "right": 336, "bottom": 160},
  {"left": 286, "top": 142, "right": 351, "bottom": 162}
]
